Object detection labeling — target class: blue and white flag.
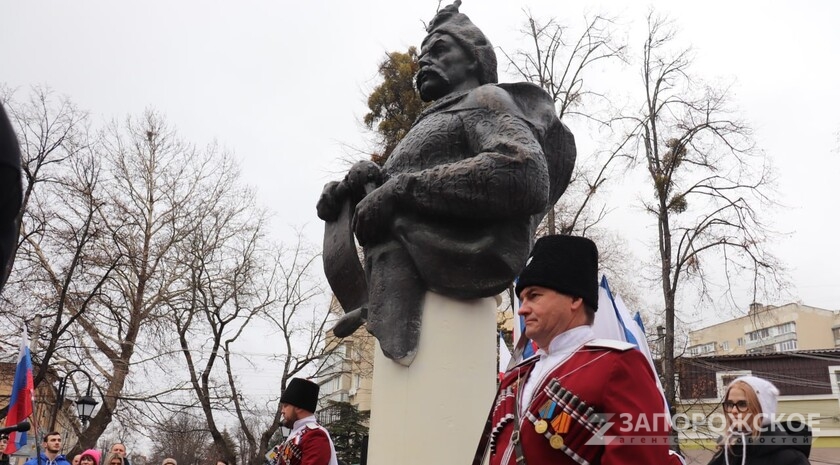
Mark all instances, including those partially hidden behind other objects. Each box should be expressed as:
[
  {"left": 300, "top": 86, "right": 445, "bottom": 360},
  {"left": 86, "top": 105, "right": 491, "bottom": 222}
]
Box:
[{"left": 592, "top": 275, "right": 670, "bottom": 421}]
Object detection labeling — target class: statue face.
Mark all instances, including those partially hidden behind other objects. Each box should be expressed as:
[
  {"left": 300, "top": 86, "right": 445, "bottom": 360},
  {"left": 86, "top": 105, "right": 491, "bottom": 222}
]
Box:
[{"left": 417, "top": 33, "right": 476, "bottom": 102}]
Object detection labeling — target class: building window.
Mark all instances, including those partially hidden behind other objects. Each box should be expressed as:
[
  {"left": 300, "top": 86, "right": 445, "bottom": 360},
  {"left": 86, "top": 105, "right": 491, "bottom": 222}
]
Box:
[
  {"left": 829, "top": 366, "right": 840, "bottom": 396},
  {"left": 833, "top": 328, "right": 840, "bottom": 347},
  {"left": 319, "top": 377, "right": 337, "bottom": 397},
  {"left": 688, "top": 342, "right": 716, "bottom": 356},
  {"left": 716, "top": 370, "right": 752, "bottom": 397},
  {"left": 777, "top": 322, "right": 795, "bottom": 334},
  {"left": 721, "top": 341, "right": 730, "bottom": 351},
  {"left": 747, "top": 328, "right": 770, "bottom": 342},
  {"left": 737, "top": 337, "right": 744, "bottom": 347},
  {"left": 777, "top": 339, "right": 797, "bottom": 351},
  {"left": 745, "top": 322, "right": 797, "bottom": 349}
]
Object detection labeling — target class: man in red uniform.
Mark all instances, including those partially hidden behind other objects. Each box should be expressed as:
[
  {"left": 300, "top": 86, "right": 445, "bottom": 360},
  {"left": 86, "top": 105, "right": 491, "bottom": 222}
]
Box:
[
  {"left": 487, "top": 235, "right": 672, "bottom": 464},
  {"left": 275, "top": 378, "right": 337, "bottom": 465}
]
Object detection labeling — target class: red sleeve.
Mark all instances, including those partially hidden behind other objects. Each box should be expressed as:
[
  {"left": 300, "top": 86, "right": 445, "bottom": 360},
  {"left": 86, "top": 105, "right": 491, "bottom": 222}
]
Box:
[
  {"left": 300, "top": 428, "right": 332, "bottom": 465},
  {"left": 601, "top": 349, "right": 672, "bottom": 464}
]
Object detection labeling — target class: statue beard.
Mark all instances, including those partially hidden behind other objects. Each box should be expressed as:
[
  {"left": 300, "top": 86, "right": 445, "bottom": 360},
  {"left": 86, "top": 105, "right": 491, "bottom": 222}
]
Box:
[{"left": 416, "top": 66, "right": 451, "bottom": 102}]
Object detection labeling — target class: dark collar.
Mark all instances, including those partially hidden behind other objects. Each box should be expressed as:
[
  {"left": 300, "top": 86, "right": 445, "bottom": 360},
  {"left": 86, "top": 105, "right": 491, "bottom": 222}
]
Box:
[{"left": 412, "top": 88, "right": 474, "bottom": 127}]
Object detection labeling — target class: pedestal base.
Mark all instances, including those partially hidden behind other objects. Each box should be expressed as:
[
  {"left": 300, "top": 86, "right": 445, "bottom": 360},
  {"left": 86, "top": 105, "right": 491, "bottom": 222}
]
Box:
[{"left": 367, "top": 292, "right": 496, "bottom": 465}]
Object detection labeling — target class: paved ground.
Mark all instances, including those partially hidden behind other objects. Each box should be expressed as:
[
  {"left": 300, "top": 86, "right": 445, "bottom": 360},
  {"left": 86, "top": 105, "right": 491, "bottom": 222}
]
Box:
[{"left": 681, "top": 447, "right": 839, "bottom": 464}]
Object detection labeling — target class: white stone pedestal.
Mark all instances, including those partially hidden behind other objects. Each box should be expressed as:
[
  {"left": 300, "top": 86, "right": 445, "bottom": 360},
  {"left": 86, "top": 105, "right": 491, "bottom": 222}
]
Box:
[{"left": 366, "top": 292, "right": 497, "bottom": 465}]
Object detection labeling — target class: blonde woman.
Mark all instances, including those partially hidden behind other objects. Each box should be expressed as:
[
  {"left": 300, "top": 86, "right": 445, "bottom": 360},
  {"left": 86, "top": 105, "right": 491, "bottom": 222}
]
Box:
[
  {"left": 104, "top": 453, "right": 123, "bottom": 465},
  {"left": 708, "top": 376, "right": 810, "bottom": 465}
]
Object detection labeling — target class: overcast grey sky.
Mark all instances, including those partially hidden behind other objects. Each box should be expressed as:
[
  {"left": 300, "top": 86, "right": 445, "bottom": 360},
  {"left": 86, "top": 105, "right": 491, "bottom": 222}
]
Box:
[{"left": 2, "top": 0, "right": 839, "bottom": 379}]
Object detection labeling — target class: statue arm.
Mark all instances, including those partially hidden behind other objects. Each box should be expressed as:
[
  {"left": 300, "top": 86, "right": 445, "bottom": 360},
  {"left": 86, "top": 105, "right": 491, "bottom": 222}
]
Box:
[{"left": 401, "top": 107, "right": 550, "bottom": 219}]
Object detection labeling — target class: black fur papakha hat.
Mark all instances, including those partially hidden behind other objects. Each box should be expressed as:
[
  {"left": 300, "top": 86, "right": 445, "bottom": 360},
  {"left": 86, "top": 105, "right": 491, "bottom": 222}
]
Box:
[
  {"left": 515, "top": 235, "right": 599, "bottom": 310},
  {"left": 423, "top": 0, "right": 498, "bottom": 85},
  {"left": 280, "top": 378, "right": 319, "bottom": 412}
]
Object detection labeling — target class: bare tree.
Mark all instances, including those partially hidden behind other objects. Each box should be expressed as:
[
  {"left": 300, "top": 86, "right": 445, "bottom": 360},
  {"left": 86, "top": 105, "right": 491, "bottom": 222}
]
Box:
[
  {"left": 502, "top": 12, "right": 630, "bottom": 237},
  {"left": 629, "top": 13, "right": 783, "bottom": 423},
  {"left": 0, "top": 87, "right": 118, "bottom": 423},
  {"left": 65, "top": 111, "right": 258, "bottom": 452},
  {"left": 1, "top": 89, "right": 342, "bottom": 461},
  {"left": 148, "top": 412, "right": 214, "bottom": 465},
  {"left": 231, "top": 413, "right": 272, "bottom": 465},
  {"left": 1, "top": 102, "right": 253, "bottom": 451},
  {"left": 168, "top": 182, "right": 272, "bottom": 465},
  {"left": 253, "top": 234, "right": 336, "bottom": 465},
  {"left": 497, "top": 13, "right": 652, "bottom": 313},
  {"left": 167, "top": 213, "right": 334, "bottom": 465}
]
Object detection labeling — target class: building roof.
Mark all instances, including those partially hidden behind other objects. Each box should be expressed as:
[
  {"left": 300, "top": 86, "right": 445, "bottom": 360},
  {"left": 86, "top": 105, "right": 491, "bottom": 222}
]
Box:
[
  {"left": 685, "top": 347, "right": 840, "bottom": 360},
  {"left": 690, "top": 302, "right": 838, "bottom": 334}
]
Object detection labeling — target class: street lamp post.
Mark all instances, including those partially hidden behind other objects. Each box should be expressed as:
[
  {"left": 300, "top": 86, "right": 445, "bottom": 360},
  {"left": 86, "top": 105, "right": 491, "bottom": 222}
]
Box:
[
  {"left": 48, "top": 369, "right": 99, "bottom": 431},
  {"left": 656, "top": 325, "right": 666, "bottom": 356}
]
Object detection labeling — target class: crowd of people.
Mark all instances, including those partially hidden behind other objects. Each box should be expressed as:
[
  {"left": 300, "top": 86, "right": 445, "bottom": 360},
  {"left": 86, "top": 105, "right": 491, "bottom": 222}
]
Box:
[
  {"left": 0, "top": 378, "right": 337, "bottom": 465},
  {"left": 1, "top": 435, "right": 209, "bottom": 465}
]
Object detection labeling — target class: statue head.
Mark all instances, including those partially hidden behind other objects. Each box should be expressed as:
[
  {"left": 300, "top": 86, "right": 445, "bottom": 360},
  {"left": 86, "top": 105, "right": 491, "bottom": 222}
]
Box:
[{"left": 416, "top": 0, "right": 497, "bottom": 102}]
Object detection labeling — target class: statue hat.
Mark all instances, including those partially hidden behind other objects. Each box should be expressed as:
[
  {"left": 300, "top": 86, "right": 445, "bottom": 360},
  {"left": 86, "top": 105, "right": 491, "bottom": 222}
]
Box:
[{"left": 423, "top": 0, "right": 497, "bottom": 85}]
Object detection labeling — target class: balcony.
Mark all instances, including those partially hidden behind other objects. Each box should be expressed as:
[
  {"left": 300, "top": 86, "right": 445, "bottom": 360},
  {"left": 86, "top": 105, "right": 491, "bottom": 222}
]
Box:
[{"left": 745, "top": 331, "right": 796, "bottom": 351}]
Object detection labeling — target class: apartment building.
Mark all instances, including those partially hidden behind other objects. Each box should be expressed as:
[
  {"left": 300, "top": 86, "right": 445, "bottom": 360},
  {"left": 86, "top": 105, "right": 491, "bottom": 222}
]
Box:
[
  {"left": 316, "top": 298, "right": 375, "bottom": 417},
  {"left": 687, "top": 302, "right": 840, "bottom": 356}
]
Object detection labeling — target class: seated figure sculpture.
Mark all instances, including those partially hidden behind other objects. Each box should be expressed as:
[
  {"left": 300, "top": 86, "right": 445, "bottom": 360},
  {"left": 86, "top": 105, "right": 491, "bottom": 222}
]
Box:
[{"left": 317, "top": 0, "right": 576, "bottom": 365}]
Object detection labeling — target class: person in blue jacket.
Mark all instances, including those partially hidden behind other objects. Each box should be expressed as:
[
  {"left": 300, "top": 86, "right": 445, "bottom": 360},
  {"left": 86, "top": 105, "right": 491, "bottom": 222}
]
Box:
[{"left": 23, "top": 432, "right": 71, "bottom": 465}]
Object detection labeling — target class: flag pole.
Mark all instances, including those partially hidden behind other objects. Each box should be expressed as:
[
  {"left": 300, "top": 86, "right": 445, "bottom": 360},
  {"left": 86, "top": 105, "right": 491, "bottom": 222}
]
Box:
[{"left": 32, "top": 396, "right": 41, "bottom": 465}]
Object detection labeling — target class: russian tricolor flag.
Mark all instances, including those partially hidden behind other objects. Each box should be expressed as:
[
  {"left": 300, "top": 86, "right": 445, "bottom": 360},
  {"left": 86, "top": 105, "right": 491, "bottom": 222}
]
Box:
[{"left": 4, "top": 326, "right": 34, "bottom": 454}]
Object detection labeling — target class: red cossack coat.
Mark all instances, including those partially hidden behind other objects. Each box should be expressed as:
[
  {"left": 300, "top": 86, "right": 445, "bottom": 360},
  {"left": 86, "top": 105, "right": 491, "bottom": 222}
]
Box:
[{"left": 489, "top": 341, "right": 672, "bottom": 465}]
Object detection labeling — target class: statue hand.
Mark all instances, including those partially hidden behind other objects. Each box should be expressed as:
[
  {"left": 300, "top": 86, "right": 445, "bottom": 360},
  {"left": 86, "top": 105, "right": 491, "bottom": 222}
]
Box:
[
  {"left": 317, "top": 161, "right": 384, "bottom": 222},
  {"left": 344, "top": 160, "right": 385, "bottom": 202},
  {"left": 352, "top": 182, "right": 396, "bottom": 247},
  {"left": 316, "top": 181, "right": 348, "bottom": 221}
]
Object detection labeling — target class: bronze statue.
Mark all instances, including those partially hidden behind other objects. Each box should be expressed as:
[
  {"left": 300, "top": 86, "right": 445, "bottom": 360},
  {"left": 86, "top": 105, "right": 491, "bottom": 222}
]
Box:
[
  {"left": 317, "top": 0, "right": 576, "bottom": 365},
  {"left": 0, "top": 102, "right": 22, "bottom": 294}
]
